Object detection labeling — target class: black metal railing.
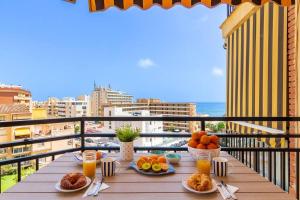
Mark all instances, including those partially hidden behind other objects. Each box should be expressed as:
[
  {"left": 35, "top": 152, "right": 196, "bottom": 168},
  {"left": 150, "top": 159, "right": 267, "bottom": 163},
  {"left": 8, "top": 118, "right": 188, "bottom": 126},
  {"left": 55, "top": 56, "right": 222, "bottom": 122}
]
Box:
[
  {"left": 0, "top": 117, "right": 300, "bottom": 199},
  {"left": 227, "top": 5, "right": 235, "bottom": 17}
]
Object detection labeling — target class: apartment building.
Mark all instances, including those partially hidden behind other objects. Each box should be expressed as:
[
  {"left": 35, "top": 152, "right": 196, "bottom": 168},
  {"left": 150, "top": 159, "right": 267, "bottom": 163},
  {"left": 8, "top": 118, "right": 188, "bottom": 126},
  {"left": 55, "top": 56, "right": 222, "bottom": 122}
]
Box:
[
  {"left": 102, "top": 98, "right": 198, "bottom": 132},
  {"left": 0, "top": 104, "right": 76, "bottom": 165},
  {"left": 103, "top": 107, "right": 164, "bottom": 146},
  {"left": 0, "top": 104, "right": 32, "bottom": 160},
  {"left": 47, "top": 96, "right": 90, "bottom": 118},
  {"left": 0, "top": 84, "right": 32, "bottom": 111},
  {"left": 91, "top": 85, "right": 133, "bottom": 116}
]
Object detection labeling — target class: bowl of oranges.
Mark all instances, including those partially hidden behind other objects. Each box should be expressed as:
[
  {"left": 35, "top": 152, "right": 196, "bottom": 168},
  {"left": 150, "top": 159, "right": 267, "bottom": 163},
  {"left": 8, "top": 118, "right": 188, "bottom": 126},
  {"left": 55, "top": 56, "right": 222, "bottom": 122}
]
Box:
[{"left": 187, "top": 131, "right": 220, "bottom": 160}]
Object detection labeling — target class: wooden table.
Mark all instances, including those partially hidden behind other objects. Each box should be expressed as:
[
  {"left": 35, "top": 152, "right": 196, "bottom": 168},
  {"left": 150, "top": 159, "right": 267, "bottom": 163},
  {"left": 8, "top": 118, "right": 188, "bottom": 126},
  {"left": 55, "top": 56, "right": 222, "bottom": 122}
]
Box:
[{"left": 0, "top": 152, "right": 295, "bottom": 200}]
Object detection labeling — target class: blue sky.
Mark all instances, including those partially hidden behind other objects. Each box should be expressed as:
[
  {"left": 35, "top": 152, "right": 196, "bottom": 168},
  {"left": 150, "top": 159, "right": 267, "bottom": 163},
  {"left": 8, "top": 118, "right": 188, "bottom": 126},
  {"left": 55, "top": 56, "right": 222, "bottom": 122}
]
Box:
[{"left": 0, "top": 0, "right": 226, "bottom": 102}]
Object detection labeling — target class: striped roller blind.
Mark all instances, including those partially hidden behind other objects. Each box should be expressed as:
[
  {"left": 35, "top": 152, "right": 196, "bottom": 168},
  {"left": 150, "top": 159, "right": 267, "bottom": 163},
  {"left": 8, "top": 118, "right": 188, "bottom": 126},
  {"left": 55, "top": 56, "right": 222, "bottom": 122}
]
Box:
[
  {"left": 226, "top": 2, "right": 288, "bottom": 147},
  {"left": 65, "top": 0, "right": 294, "bottom": 11}
]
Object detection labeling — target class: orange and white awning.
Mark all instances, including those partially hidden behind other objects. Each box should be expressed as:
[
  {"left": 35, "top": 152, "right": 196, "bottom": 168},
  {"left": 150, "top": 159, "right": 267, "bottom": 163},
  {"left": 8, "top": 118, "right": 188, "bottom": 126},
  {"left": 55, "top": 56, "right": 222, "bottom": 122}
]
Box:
[{"left": 66, "top": 0, "right": 294, "bottom": 12}]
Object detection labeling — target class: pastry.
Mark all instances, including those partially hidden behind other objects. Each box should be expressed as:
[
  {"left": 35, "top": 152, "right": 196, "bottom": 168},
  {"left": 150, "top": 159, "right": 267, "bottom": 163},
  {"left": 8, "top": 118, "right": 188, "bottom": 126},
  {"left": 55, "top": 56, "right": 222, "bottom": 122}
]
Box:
[
  {"left": 187, "top": 173, "right": 212, "bottom": 191},
  {"left": 60, "top": 173, "right": 87, "bottom": 190}
]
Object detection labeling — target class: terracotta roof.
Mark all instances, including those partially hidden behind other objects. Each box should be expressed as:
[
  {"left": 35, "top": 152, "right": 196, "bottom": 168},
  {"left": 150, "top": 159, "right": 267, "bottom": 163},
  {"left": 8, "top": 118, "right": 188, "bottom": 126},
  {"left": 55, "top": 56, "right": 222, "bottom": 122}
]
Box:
[{"left": 0, "top": 104, "right": 30, "bottom": 114}]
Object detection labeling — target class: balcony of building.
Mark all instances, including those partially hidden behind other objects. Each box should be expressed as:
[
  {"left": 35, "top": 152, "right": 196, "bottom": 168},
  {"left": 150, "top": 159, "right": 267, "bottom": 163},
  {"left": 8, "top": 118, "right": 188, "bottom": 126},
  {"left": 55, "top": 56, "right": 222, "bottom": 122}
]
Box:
[{"left": 0, "top": 117, "right": 299, "bottom": 200}]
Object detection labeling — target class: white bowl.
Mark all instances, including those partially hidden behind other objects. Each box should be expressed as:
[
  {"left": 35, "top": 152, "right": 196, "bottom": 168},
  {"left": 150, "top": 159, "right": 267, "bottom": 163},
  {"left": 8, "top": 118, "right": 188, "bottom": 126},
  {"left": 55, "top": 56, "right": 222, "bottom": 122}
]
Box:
[
  {"left": 165, "top": 153, "right": 181, "bottom": 164},
  {"left": 187, "top": 146, "right": 221, "bottom": 160}
]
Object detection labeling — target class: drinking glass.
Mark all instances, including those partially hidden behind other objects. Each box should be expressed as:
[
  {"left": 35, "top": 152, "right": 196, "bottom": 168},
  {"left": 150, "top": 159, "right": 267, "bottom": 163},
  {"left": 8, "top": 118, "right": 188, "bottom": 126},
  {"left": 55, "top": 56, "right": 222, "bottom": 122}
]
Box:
[
  {"left": 82, "top": 150, "right": 96, "bottom": 178},
  {"left": 196, "top": 152, "right": 211, "bottom": 175}
]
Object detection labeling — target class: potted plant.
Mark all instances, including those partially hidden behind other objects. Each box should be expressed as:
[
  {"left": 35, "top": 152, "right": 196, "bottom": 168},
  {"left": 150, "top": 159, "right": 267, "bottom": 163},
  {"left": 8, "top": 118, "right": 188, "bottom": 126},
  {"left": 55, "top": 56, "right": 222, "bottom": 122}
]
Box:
[{"left": 116, "top": 125, "right": 140, "bottom": 161}]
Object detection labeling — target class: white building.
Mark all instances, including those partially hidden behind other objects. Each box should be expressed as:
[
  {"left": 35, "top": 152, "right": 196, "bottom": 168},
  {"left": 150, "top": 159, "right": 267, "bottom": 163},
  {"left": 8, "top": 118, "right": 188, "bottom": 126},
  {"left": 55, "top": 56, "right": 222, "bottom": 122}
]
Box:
[
  {"left": 103, "top": 107, "right": 163, "bottom": 147},
  {"left": 55, "top": 97, "right": 90, "bottom": 118},
  {"left": 90, "top": 85, "right": 133, "bottom": 117}
]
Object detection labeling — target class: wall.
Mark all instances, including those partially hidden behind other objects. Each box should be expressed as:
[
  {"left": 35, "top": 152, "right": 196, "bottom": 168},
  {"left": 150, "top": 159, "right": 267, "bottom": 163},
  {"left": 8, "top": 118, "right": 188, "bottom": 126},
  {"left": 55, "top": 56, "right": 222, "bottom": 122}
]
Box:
[{"left": 287, "top": 5, "right": 297, "bottom": 195}]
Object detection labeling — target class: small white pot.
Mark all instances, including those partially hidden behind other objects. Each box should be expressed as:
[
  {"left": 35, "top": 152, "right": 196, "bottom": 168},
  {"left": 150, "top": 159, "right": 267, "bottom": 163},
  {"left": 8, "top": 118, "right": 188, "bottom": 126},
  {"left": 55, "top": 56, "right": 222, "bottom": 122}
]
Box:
[{"left": 120, "top": 141, "right": 134, "bottom": 161}]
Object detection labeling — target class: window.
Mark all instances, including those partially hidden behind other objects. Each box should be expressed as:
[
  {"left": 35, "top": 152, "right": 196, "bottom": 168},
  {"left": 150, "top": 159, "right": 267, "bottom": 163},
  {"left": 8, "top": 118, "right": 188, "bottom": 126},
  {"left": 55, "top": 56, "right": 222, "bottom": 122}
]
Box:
[
  {"left": 0, "top": 148, "right": 7, "bottom": 154},
  {"left": 13, "top": 146, "right": 32, "bottom": 154},
  {"left": 37, "top": 143, "right": 45, "bottom": 148}
]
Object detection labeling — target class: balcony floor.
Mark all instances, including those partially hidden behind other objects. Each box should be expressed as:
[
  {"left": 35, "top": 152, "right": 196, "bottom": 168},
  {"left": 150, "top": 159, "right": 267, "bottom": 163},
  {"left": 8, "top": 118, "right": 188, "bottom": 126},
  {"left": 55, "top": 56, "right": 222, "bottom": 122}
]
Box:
[{"left": 0, "top": 152, "right": 295, "bottom": 200}]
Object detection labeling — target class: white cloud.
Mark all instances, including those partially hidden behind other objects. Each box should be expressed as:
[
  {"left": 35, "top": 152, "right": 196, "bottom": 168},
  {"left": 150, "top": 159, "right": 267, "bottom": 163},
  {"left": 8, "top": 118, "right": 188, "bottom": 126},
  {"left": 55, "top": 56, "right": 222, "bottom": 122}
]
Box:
[
  {"left": 212, "top": 67, "right": 224, "bottom": 77},
  {"left": 137, "top": 58, "right": 155, "bottom": 69}
]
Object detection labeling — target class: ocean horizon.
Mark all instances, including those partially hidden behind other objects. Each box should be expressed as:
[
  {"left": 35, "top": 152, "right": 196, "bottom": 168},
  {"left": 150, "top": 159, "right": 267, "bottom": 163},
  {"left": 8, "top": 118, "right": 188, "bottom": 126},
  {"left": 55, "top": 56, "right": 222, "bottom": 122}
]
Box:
[{"left": 196, "top": 102, "right": 225, "bottom": 117}]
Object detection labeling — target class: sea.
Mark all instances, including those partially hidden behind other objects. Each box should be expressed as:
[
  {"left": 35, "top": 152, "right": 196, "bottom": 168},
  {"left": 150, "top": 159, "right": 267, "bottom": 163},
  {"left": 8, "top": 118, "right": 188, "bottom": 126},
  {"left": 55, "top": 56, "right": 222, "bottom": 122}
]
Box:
[{"left": 196, "top": 102, "right": 226, "bottom": 117}]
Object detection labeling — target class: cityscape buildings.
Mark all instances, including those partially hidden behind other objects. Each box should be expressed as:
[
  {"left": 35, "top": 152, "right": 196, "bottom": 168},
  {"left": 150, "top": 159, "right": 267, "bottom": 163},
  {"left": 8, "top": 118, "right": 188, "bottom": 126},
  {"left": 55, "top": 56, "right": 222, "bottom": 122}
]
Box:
[
  {"left": 102, "top": 98, "right": 198, "bottom": 132},
  {"left": 90, "top": 85, "right": 133, "bottom": 117},
  {"left": 47, "top": 96, "right": 91, "bottom": 118},
  {"left": 0, "top": 84, "right": 32, "bottom": 111}
]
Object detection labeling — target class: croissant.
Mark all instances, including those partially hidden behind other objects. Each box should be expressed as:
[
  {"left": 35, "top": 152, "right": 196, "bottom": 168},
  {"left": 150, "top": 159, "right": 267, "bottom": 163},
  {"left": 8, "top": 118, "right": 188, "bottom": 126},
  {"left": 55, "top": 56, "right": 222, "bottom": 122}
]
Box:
[
  {"left": 60, "top": 173, "right": 87, "bottom": 190},
  {"left": 187, "top": 173, "right": 212, "bottom": 192}
]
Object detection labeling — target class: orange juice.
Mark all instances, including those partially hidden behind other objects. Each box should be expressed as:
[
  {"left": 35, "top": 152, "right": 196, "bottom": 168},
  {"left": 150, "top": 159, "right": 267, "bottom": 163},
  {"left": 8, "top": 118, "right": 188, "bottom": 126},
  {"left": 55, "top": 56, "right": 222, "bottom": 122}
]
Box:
[
  {"left": 197, "top": 159, "right": 211, "bottom": 175},
  {"left": 83, "top": 160, "right": 96, "bottom": 178}
]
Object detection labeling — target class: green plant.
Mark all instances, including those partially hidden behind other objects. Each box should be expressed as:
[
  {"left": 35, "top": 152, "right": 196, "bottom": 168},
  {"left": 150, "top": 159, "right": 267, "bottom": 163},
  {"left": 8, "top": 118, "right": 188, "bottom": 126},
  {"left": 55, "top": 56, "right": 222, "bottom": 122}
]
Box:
[
  {"left": 205, "top": 122, "right": 225, "bottom": 132},
  {"left": 116, "top": 125, "right": 140, "bottom": 142}
]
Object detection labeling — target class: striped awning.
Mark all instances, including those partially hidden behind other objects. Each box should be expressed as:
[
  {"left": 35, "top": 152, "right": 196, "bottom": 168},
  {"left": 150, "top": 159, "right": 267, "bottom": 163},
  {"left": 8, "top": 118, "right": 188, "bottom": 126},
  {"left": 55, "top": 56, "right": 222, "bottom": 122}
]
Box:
[
  {"left": 66, "top": 0, "right": 294, "bottom": 11},
  {"left": 14, "top": 128, "right": 31, "bottom": 137}
]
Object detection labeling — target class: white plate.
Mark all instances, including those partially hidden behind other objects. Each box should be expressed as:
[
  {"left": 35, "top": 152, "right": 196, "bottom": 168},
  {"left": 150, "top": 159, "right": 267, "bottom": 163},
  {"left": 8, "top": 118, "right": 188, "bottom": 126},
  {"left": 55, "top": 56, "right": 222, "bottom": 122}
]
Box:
[
  {"left": 182, "top": 178, "right": 218, "bottom": 194},
  {"left": 73, "top": 152, "right": 107, "bottom": 165},
  {"left": 55, "top": 176, "right": 92, "bottom": 192}
]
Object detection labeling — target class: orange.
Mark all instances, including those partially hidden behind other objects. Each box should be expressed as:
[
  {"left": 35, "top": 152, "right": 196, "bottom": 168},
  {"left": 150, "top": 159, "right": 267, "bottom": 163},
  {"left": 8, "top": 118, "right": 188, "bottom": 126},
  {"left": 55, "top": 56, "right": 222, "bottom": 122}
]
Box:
[
  {"left": 157, "top": 156, "right": 167, "bottom": 163},
  {"left": 147, "top": 158, "right": 154, "bottom": 164},
  {"left": 151, "top": 159, "right": 159, "bottom": 165},
  {"left": 139, "top": 156, "right": 149, "bottom": 162},
  {"left": 136, "top": 158, "right": 146, "bottom": 169},
  {"left": 200, "top": 135, "right": 210, "bottom": 145},
  {"left": 188, "top": 139, "right": 198, "bottom": 148},
  {"left": 196, "top": 143, "right": 207, "bottom": 149},
  {"left": 191, "top": 132, "right": 201, "bottom": 140},
  {"left": 207, "top": 143, "right": 218, "bottom": 149},
  {"left": 198, "top": 131, "right": 207, "bottom": 139},
  {"left": 210, "top": 135, "right": 219, "bottom": 144},
  {"left": 149, "top": 154, "right": 159, "bottom": 160}
]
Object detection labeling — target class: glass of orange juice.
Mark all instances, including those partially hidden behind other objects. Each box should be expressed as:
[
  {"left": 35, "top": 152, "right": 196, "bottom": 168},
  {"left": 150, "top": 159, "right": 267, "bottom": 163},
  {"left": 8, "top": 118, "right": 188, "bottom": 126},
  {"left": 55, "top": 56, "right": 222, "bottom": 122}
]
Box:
[
  {"left": 196, "top": 152, "right": 211, "bottom": 175},
  {"left": 82, "top": 150, "right": 96, "bottom": 178}
]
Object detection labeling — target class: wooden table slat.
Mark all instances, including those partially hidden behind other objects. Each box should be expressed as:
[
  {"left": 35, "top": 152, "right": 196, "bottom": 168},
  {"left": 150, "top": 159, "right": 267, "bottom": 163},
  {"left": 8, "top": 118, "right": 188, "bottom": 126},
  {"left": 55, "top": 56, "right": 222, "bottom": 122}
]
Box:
[{"left": 1, "top": 152, "right": 295, "bottom": 200}]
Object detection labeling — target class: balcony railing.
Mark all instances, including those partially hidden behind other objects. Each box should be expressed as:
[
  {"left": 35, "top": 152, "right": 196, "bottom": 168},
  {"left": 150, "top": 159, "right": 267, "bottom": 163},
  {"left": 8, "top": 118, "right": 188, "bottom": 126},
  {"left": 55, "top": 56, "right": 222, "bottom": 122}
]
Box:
[
  {"left": 227, "top": 5, "right": 235, "bottom": 17},
  {"left": 0, "top": 116, "right": 300, "bottom": 199}
]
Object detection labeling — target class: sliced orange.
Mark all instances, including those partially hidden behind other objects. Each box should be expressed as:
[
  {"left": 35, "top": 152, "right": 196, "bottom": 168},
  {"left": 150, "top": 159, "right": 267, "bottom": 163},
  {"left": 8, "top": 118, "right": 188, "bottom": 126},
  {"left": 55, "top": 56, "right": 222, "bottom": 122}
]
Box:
[
  {"left": 136, "top": 158, "right": 146, "bottom": 169},
  {"left": 160, "top": 163, "right": 169, "bottom": 172}
]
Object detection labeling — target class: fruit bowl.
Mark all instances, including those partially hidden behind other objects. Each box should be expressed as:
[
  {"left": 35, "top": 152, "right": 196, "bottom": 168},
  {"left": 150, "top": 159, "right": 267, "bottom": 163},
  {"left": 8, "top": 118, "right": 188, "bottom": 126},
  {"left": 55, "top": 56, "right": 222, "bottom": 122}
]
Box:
[
  {"left": 188, "top": 146, "right": 221, "bottom": 161},
  {"left": 187, "top": 131, "right": 221, "bottom": 160}
]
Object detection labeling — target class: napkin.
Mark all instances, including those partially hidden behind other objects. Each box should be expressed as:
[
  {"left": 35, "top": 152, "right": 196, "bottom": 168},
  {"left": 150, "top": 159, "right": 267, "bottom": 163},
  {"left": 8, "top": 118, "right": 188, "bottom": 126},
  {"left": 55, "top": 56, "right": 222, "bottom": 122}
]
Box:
[
  {"left": 82, "top": 183, "right": 110, "bottom": 198},
  {"left": 99, "top": 183, "right": 110, "bottom": 191},
  {"left": 217, "top": 184, "right": 239, "bottom": 200}
]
